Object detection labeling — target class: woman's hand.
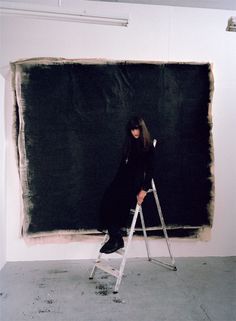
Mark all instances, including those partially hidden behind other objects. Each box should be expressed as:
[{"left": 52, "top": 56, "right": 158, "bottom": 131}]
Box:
[{"left": 137, "top": 190, "right": 147, "bottom": 205}]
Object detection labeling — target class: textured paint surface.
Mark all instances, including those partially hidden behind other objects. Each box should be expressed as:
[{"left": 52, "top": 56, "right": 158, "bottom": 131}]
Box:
[{"left": 11, "top": 58, "right": 214, "bottom": 237}]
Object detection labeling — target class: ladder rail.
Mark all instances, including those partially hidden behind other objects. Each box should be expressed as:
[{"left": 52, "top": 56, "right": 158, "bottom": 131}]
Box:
[
  {"left": 89, "top": 233, "right": 109, "bottom": 279},
  {"left": 139, "top": 206, "right": 151, "bottom": 260},
  {"left": 151, "top": 179, "right": 176, "bottom": 267},
  {"left": 114, "top": 203, "right": 140, "bottom": 293}
]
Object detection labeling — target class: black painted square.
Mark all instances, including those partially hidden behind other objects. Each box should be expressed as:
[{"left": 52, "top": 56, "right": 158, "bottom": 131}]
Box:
[{"left": 12, "top": 59, "right": 214, "bottom": 236}]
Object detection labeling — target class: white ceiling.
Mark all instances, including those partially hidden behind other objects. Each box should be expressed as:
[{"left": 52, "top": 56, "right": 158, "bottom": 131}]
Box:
[
  {"left": 89, "top": 0, "right": 236, "bottom": 11},
  {"left": 1, "top": 0, "right": 236, "bottom": 10}
]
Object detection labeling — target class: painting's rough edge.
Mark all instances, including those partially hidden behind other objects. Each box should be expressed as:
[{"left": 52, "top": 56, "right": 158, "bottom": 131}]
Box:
[
  {"left": 12, "top": 56, "right": 212, "bottom": 67},
  {"left": 207, "top": 63, "right": 215, "bottom": 228},
  {"left": 23, "top": 226, "right": 211, "bottom": 245},
  {"left": 11, "top": 62, "right": 32, "bottom": 236}
]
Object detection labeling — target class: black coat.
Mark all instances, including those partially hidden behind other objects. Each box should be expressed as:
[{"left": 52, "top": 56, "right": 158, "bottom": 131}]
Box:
[{"left": 99, "top": 138, "right": 155, "bottom": 231}]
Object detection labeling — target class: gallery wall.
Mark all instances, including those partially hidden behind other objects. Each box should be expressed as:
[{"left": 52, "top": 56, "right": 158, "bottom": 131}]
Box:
[
  {"left": 0, "top": 75, "right": 6, "bottom": 269},
  {"left": 0, "top": 1, "right": 235, "bottom": 263}
]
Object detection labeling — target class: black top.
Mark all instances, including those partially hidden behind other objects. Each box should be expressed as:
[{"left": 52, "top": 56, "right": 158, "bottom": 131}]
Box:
[
  {"left": 98, "top": 137, "right": 155, "bottom": 231},
  {"left": 112, "top": 138, "right": 155, "bottom": 194}
]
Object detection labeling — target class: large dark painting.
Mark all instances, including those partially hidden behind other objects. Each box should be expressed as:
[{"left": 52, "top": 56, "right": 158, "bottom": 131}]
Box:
[{"left": 11, "top": 58, "right": 214, "bottom": 237}]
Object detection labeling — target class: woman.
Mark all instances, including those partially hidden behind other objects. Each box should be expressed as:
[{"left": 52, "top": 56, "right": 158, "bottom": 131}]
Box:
[{"left": 98, "top": 116, "right": 155, "bottom": 254}]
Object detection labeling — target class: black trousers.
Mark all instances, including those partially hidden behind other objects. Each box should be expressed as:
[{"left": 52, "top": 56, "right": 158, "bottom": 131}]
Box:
[{"left": 98, "top": 182, "right": 138, "bottom": 238}]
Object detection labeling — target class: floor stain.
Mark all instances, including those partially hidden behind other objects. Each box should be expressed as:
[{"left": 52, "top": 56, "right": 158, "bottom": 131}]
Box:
[
  {"left": 0, "top": 292, "right": 8, "bottom": 299},
  {"left": 200, "top": 304, "right": 212, "bottom": 321},
  {"left": 48, "top": 270, "right": 68, "bottom": 274},
  {"left": 113, "top": 297, "right": 126, "bottom": 304},
  {"left": 38, "top": 283, "right": 47, "bottom": 288},
  {"left": 95, "top": 283, "right": 110, "bottom": 296},
  {"left": 38, "top": 308, "right": 51, "bottom": 313}
]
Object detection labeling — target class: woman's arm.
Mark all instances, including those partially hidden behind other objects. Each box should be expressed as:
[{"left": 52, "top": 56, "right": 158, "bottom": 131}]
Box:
[
  {"left": 137, "top": 145, "right": 155, "bottom": 205},
  {"left": 142, "top": 145, "right": 155, "bottom": 191}
]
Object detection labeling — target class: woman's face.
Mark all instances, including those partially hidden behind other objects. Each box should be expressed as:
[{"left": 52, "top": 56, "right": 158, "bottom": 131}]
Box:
[{"left": 131, "top": 128, "right": 140, "bottom": 139}]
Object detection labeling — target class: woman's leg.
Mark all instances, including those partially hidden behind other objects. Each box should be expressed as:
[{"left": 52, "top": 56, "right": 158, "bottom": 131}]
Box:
[{"left": 99, "top": 191, "right": 136, "bottom": 254}]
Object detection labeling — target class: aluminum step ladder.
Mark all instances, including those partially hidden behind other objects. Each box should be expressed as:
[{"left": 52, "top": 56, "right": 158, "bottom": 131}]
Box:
[{"left": 89, "top": 178, "right": 177, "bottom": 293}]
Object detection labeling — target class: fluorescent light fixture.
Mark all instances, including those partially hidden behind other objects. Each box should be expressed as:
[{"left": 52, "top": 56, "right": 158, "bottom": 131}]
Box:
[
  {"left": 226, "top": 16, "right": 236, "bottom": 32},
  {"left": 0, "top": 4, "right": 129, "bottom": 27}
]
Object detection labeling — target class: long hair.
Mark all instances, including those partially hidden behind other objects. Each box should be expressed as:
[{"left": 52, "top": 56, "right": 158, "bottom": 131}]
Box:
[{"left": 123, "top": 116, "right": 152, "bottom": 158}]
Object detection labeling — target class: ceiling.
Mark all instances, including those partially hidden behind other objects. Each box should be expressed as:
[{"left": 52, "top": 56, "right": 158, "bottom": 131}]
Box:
[
  {"left": 89, "top": 0, "right": 236, "bottom": 11},
  {"left": 1, "top": 0, "right": 236, "bottom": 10}
]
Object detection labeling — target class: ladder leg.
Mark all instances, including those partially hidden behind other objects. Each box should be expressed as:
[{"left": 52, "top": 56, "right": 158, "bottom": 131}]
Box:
[
  {"left": 114, "top": 203, "right": 140, "bottom": 293},
  {"left": 151, "top": 179, "right": 177, "bottom": 270},
  {"left": 139, "top": 206, "right": 151, "bottom": 260},
  {"left": 89, "top": 233, "right": 109, "bottom": 279}
]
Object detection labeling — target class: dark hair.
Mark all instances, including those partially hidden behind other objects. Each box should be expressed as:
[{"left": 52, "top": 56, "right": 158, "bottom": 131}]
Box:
[{"left": 124, "top": 116, "right": 152, "bottom": 157}]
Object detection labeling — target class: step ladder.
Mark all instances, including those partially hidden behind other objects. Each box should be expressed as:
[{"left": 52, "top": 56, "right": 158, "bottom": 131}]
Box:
[{"left": 89, "top": 178, "right": 177, "bottom": 293}]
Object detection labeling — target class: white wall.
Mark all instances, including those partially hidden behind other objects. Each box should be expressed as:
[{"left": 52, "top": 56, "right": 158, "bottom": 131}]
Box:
[
  {"left": 0, "top": 1, "right": 236, "bottom": 262},
  {"left": 0, "top": 74, "right": 6, "bottom": 270}
]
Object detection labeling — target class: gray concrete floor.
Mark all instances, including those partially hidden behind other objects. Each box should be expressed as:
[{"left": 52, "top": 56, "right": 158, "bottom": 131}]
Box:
[{"left": 0, "top": 257, "right": 235, "bottom": 321}]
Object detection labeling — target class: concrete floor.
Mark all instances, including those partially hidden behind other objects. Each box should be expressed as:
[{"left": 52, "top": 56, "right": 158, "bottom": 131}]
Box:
[{"left": 0, "top": 257, "right": 235, "bottom": 321}]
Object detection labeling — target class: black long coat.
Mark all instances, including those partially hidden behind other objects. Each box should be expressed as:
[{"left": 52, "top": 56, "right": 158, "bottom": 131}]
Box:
[{"left": 99, "top": 138, "right": 155, "bottom": 231}]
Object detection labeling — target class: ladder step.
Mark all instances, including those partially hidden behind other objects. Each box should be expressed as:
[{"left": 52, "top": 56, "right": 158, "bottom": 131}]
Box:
[
  {"left": 95, "top": 261, "right": 120, "bottom": 278},
  {"left": 115, "top": 248, "right": 125, "bottom": 256}
]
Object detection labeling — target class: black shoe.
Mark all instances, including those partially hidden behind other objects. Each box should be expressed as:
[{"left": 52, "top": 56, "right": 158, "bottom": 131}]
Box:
[{"left": 100, "top": 237, "right": 124, "bottom": 254}]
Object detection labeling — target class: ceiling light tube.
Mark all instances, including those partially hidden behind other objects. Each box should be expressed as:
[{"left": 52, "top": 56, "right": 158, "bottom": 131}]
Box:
[{"left": 0, "top": 6, "right": 129, "bottom": 27}]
